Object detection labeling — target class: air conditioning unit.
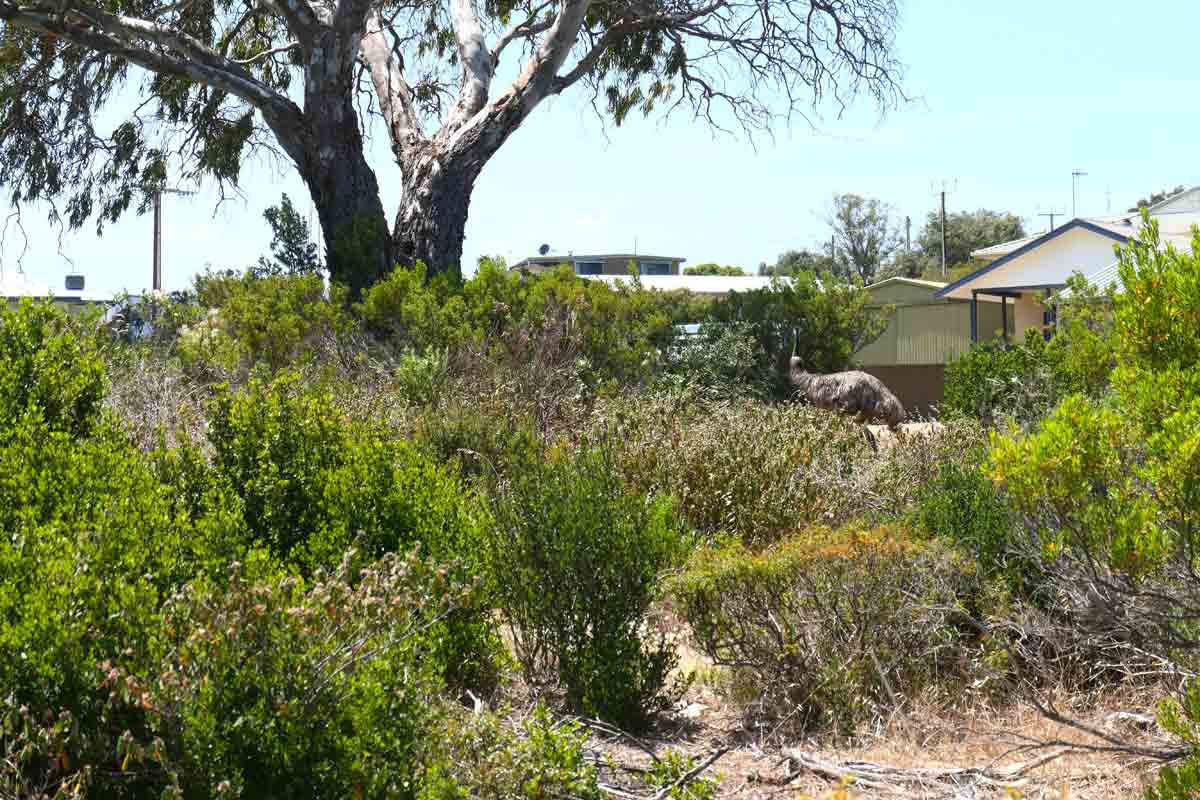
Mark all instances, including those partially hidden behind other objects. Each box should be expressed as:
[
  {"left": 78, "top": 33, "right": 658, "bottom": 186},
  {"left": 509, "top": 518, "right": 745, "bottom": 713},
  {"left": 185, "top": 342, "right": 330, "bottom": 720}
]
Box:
[{"left": 64, "top": 274, "right": 85, "bottom": 291}]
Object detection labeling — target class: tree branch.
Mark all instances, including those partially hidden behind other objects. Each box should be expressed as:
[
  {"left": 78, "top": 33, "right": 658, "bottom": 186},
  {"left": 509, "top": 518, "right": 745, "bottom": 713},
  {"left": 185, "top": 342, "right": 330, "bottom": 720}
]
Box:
[
  {"left": 232, "top": 41, "right": 299, "bottom": 64},
  {"left": 0, "top": 2, "right": 297, "bottom": 114},
  {"left": 444, "top": 0, "right": 492, "bottom": 129},
  {"left": 490, "top": 0, "right": 554, "bottom": 68},
  {"left": 360, "top": 10, "right": 424, "bottom": 144}
]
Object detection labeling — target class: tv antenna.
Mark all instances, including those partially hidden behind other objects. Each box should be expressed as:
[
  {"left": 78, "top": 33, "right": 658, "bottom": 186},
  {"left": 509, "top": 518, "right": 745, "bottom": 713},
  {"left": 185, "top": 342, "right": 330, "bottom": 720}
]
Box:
[
  {"left": 152, "top": 186, "right": 197, "bottom": 292},
  {"left": 1071, "top": 170, "right": 1088, "bottom": 218}
]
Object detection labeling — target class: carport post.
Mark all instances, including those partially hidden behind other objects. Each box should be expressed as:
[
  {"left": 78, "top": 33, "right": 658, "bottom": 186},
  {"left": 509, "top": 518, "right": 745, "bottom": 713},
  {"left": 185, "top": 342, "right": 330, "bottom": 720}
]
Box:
[{"left": 970, "top": 290, "right": 978, "bottom": 343}]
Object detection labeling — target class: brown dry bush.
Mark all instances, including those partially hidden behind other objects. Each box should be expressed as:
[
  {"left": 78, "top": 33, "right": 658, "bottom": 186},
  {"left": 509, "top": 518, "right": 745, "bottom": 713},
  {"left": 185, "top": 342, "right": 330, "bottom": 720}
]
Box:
[
  {"left": 670, "top": 523, "right": 995, "bottom": 738},
  {"left": 594, "top": 396, "right": 991, "bottom": 546}
]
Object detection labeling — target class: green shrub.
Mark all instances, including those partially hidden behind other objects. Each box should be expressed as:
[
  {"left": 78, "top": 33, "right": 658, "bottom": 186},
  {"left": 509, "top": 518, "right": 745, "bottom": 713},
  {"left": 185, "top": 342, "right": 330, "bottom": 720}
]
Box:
[
  {"left": 182, "top": 272, "right": 354, "bottom": 373},
  {"left": 604, "top": 398, "right": 871, "bottom": 545},
  {"left": 418, "top": 704, "right": 602, "bottom": 800},
  {"left": 2, "top": 550, "right": 467, "bottom": 800},
  {"left": 207, "top": 372, "right": 478, "bottom": 565},
  {"left": 0, "top": 299, "right": 106, "bottom": 437},
  {"left": 918, "top": 460, "right": 1020, "bottom": 582},
  {"left": 414, "top": 399, "right": 541, "bottom": 479},
  {"left": 484, "top": 444, "right": 690, "bottom": 729},
  {"left": 205, "top": 372, "right": 502, "bottom": 691},
  {"left": 944, "top": 280, "right": 1117, "bottom": 426},
  {"left": 0, "top": 417, "right": 251, "bottom": 713},
  {"left": 706, "top": 271, "right": 887, "bottom": 398},
  {"left": 985, "top": 218, "right": 1200, "bottom": 795},
  {"left": 670, "top": 524, "right": 988, "bottom": 736},
  {"left": 658, "top": 321, "right": 770, "bottom": 400}
]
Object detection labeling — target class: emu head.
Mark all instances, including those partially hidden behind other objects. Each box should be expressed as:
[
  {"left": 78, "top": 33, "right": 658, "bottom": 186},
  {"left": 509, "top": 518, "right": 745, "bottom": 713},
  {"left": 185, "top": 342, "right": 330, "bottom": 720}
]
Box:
[{"left": 789, "top": 355, "right": 804, "bottom": 373}]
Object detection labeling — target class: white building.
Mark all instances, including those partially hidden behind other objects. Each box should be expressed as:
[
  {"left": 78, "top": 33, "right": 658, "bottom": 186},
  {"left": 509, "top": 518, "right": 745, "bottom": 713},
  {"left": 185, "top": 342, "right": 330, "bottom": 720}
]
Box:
[{"left": 937, "top": 187, "right": 1200, "bottom": 340}]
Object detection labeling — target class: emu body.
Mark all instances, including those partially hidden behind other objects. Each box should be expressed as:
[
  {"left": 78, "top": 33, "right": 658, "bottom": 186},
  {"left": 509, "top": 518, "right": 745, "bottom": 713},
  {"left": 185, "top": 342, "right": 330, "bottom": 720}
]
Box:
[{"left": 789, "top": 356, "right": 906, "bottom": 428}]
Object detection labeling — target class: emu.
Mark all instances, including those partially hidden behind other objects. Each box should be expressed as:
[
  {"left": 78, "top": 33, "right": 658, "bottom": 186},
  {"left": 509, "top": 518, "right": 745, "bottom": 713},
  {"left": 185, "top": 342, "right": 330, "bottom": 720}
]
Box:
[{"left": 789, "top": 356, "right": 906, "bottom": 428}]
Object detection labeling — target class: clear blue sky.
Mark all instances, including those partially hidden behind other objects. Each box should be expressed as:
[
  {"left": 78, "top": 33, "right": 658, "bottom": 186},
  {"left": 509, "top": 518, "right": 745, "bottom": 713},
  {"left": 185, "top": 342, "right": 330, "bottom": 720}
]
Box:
[{"left": 2, "top": 0, "right": 1196, "bottom": 294}]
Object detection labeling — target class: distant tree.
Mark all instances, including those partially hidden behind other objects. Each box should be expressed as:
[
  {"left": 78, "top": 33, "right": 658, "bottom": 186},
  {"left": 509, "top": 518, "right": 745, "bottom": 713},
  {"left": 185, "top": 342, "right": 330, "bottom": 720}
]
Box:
[
  {"left": 685, "top": 263, "right": 746, "bottom": 276},
  {"left": 251, "top": 195, "right": 324, "bottom": 278},
  {"left": 916, "top": 209, "right": 1025, "bottom": 273},
  {"left": 827, "top": 193, "right": 899, "bottom": 283},
  {"left": 878, "top": 249, "right": 932, "bottom": 281},
  {"left": 1128, "top": 185, "right": 1188, "bottom": 212},
  {"left": 769, "top": 249, "right": 837, "bottom": 277}
]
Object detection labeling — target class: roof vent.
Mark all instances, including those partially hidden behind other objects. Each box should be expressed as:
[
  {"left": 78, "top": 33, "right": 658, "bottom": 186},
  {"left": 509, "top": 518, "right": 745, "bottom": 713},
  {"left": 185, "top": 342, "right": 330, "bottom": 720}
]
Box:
[{"left": 64, "top": 274, "right": 85, "bottom": 292}]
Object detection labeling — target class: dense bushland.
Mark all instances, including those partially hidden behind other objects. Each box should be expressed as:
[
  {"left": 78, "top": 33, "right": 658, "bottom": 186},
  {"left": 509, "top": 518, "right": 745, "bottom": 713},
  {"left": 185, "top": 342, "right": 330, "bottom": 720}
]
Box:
[{"left": 6, "top": 225, "right": 1200, "bottom": 797}]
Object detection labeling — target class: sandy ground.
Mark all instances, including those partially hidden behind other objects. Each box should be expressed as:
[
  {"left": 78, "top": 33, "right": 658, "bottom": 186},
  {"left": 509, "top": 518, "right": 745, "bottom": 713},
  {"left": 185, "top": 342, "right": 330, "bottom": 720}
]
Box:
[{"left": 574, "top": 638, "right": 1173, "bottom": 800}]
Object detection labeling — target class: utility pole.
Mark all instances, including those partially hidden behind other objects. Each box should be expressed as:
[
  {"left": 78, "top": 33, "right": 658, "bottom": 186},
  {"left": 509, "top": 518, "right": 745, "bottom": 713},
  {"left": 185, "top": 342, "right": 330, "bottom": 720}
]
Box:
[
  {"left": 939, "top": 192, "right": 947, "bottom": 277},
  {"left": 905, "top": 215, "right": 911, "bottom": 251},
  {"left": 1071, "top": 169, "right": 1088, "bottom": 218},
  {"left": 1038, "top": 209, "right": 1064, "bottom": 232},
  {"left": 151, "top": 187, "right": 196, "bottom": 292},
  {"left": 931, "top": 180, "right": 956, "bottom": 278}
]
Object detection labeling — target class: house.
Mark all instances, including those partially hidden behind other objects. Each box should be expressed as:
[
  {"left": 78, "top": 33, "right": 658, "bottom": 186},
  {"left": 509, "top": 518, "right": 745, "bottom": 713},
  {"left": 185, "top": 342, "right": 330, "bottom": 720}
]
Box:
[
  {"left": 2, "top": 273, "right": 109, "bottom": 313},
  {"left": 589, "top": 274, "right": 780, "bottom": 296},
  {"left": 855, "top": 276, "right": 1008, "bottom": 414},
  {"left": 937, "top": 186, "right": 1200, "bottom": 339},
  {"left": 511, "top": 253, "right": 686, "bottom": 276},
  {"left": 510, "top": 252, "right": 788, "bottom": 298}
]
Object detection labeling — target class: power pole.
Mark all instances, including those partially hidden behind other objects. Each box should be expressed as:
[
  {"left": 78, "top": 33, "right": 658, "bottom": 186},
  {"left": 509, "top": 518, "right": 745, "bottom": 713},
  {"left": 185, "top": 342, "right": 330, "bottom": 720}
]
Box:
[
  {"left": 939, "top": 192, "right": 947, "bottom": 278},
  {"left": 931, "top": 180, "right": 956, "bottom": 278},
  {"left": 152, "top": 192, "right": 162, "bottom": 293},
  {"left": 1071, "top": 169, "right": 1088, "bottom": 218},
  {"left": 905, "top": 215, "right": 911, "bottom": 251},
  {"left": 151, "top": 187, "right": 197, "bottom": 292},
  {"left": 1038, "top": 209, "right": 1064, "bottom": 232}
]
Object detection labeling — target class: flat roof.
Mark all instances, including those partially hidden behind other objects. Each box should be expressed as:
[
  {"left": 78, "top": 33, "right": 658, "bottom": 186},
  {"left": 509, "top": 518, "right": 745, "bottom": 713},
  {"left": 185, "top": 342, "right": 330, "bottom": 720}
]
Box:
[{"left": 513, "top": 253, "right": 686, "bottom": 268}]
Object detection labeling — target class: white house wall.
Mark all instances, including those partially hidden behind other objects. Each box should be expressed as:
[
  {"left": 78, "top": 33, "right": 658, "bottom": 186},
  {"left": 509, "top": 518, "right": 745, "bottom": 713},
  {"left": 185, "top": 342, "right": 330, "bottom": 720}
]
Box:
[
  {"left": 944, "top": 226, "right": 1122, "bottom": 299},
  {"left": 1013, "top": 294, "right": 1044, "bottom": 336}
]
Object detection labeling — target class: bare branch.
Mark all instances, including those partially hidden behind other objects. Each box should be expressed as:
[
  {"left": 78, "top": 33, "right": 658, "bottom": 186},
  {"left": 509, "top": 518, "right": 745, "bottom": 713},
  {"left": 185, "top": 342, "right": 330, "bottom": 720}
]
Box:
[{"left": 232, "top": 41, "right": 300, "bottom": 64}]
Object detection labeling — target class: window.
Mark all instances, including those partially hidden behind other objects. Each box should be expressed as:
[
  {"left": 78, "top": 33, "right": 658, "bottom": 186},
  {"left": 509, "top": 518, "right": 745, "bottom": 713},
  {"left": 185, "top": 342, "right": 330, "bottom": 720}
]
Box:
[
  {"left": 639, "top": 261, "right": 672, "bottom": 276},
  {"left": 575, "top": 261, "right": 602, "bottom": 275}
]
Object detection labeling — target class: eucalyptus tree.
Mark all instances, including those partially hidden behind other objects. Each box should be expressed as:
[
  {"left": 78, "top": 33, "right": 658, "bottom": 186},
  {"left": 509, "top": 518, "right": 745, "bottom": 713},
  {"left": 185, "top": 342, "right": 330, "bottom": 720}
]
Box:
[{"left": 0, "top": 0, "right": 903, "bottom": 292}]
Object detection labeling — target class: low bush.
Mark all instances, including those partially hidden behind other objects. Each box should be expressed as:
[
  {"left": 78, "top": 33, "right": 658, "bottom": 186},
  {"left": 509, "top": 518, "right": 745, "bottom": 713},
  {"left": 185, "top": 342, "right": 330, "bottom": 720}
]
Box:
[
  {"left": 0, "top": 417, "right": 250, "bottom": 713},
  {"left": 205, "top": 372, "right": 503, "bottom": 691},
  {"left": 0, "top": 299, "right": 106, "bottom": 437},
  {"left": 670, "top": 524, "right": 989, "bottom": 736},
  {"left": 2, "top": 549, "right": 470, "bottom": 800},
  {"left": 206, "top": 372, "right": 480, "bottom": 568},
  {"left": 484, "top": 443, "right": 691, "bottom": 729},
  {"left": 602, "top": 398, "right": 871, "bottom": 545},
  {"left": 917, "top": 460, "right": 1025, "bottom": 586},
  {"left": 180, "top": 272, "right": 354, "bottom": 375},
  {"left": 418, "top": 704, "right": 602, "bottom": 800}
]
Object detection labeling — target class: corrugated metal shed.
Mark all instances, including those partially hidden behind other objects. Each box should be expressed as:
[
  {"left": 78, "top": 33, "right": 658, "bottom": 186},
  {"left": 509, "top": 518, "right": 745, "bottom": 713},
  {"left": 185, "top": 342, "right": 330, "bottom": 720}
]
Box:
[{"left": 858, "top": 277, "right": 1006, "bottom": 367}]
